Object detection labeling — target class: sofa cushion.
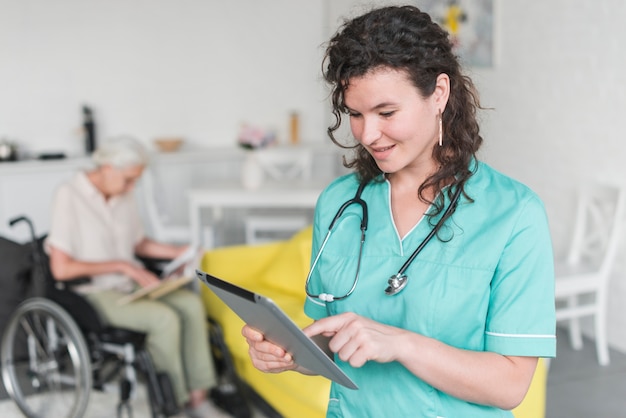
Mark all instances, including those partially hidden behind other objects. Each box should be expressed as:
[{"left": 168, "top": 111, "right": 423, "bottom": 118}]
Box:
[{"left": 254, "top": 226, "right": 312, "bottom": 298}]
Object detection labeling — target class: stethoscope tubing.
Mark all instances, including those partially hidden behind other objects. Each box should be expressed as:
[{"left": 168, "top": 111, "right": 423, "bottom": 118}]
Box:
[
  {"left": 305, "top": 180, "right": 462, "bottom": 302},
  {"left": 305, "top": 191, "right": 367, "bottom": 302},
  {"left": 396, "top": 184, "right": 463, "bottom": 276}
]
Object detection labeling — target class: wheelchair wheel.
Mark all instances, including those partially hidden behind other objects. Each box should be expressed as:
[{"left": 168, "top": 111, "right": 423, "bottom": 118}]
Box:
[{"left": 1, "top": 298, "right": 92, "bottom": 418}]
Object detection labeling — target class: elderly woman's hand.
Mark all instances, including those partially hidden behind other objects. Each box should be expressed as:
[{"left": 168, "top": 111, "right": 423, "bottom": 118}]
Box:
[{"left": 119, "top": 261, "right": 160, "bottom": 288}]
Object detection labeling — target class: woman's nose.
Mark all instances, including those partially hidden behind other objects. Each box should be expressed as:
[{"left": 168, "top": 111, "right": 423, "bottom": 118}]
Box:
[{"left": 355, "top": 117, "right": 382, "bottom": 145}]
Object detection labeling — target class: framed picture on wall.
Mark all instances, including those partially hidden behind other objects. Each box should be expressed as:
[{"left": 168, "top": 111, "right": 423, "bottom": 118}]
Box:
[{"left": 418, "top": 0, "right": 495, "bottom": 68}]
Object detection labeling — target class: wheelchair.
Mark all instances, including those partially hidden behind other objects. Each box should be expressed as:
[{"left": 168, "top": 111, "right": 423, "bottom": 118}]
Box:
[{"left": 0, "top": 216, "right": 180, "bottom": 418}]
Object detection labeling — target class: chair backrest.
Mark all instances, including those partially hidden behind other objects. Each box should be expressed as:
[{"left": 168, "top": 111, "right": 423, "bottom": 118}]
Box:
[
  {"left": 256, "top": 147, "right": 313, "bottom": 181},
  {"left": 566, "top": 181, "right": 626, "bottom": 276},
  {"left": 245, "top": 215, "right": 309, "bottom": 245},
  {"left": 245, "top": 148, "right": 314, "bottom": 244},
  {"left": 138, "top": 168, "right": 190, "bottom": 244},
  {"left": 0, "top": 236, "right": 32, "bottom": 338},
  {"left": 139, "top": 168, "right": 166, "bottom": 239}
]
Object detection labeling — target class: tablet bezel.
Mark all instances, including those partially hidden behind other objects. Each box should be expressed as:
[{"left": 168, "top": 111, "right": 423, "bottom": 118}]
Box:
[{"left": 196, "top": 270, "right": 358, "bottom": 390}]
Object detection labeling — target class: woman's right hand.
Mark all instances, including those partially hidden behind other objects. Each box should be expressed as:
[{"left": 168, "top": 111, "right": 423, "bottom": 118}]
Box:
[
  {"left": 242, "top": 325, "right": 297, "bottom": 373},
  {"left": 119, "top": 262, "right": 160, "bottom": 288}
]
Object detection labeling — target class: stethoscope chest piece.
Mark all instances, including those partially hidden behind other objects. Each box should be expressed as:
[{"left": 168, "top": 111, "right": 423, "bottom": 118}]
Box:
[{"left": 385, "top": 273, "right": 408, "bottom": 296}]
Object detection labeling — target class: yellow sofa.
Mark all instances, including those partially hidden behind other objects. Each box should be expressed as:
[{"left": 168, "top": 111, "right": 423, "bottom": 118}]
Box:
[{"left": 200, "top": 226, "right": 548, "bottom": 418}]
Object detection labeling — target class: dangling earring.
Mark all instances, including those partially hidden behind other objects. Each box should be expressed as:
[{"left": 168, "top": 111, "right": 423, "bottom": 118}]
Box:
[{"left": 438, "top": 109, "right": 443, "bottom": 147}]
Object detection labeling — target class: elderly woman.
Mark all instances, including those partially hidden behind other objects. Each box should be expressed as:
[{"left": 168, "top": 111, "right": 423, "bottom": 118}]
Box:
[{"left": 46, "top": 136, "right": 227, "bottom": 418}]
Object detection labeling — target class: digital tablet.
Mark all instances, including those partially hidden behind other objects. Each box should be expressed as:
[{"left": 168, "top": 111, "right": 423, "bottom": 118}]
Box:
[{"left": 196, "top": 270, "right": 358, "bottom": 390}]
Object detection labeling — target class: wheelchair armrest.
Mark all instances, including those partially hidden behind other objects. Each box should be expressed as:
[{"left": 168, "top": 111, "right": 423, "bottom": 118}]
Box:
[
  {"left": 135, "top": 255, "right": 173, "bottom": 277},
  {"left": 55, "top": 276, "right": 92, "bottom": 289}
]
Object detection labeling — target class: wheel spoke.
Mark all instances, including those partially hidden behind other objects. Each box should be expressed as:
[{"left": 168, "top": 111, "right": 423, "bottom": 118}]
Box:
[{"left": 1, "top": 299, "right": 92, "bottom": 418}]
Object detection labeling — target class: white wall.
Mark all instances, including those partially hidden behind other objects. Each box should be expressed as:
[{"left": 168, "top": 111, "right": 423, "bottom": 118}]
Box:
[
  {"left": 3, "top": 0, "right": 626, "bottom": 350},
  {"left": 470, "top": 0, "right": 626, "bottom": 352},
  {"left": 472, "top": 1, "right": 626, "bottom": 253},
  {"left": 0, "top": 0, "right": 327, "bottom": 156}
]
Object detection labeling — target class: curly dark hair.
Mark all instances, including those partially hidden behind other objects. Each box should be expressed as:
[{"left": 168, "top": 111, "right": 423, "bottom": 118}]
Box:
[{"left": 323, "top": 5, "right": 483, "bottom": 217}]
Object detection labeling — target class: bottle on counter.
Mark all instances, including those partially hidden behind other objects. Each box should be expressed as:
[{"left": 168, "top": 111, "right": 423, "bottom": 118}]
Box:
[
  {"left": 289, "top": 111, "right": 300, "bottom": 145},
  {"left": 82, "top": 105, "right": 96, "bottom": 154}
]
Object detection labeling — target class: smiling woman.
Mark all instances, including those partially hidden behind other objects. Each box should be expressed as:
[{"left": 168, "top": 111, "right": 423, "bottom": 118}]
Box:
[{"left": 242, "top": 5, "right": 556, "bottom": 418}]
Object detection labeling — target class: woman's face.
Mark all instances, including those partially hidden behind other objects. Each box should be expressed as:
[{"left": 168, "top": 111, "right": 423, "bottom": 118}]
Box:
[
  {"left": 344, "top": 67, "right": 449, "bottom": 178},
  {"left": 102, "top": 164, "right": 144, "bottom": 197}
]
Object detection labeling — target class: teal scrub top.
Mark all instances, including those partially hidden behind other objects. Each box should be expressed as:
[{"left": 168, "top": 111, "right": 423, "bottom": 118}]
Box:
[{"left": 304, "top": 161, "right": 556, "bottom": 418}]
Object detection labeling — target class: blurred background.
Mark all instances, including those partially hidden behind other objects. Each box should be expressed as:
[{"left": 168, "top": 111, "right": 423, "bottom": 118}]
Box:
[{"left": 0, "top": 0, "right": 625, "bottom": 356}]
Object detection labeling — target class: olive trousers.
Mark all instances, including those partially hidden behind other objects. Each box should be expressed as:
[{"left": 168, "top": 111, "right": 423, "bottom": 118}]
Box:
[{"left": 86, "top": 288, "right": 217, "bottom": 405}]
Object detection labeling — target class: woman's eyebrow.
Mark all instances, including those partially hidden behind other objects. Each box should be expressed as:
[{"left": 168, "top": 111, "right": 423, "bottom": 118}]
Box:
[
  {"left": 345, "top": 102, "right": 397, "bottom": 113},
  {"left": 372, "top": 102, "right": 396, "bottom": 110}
]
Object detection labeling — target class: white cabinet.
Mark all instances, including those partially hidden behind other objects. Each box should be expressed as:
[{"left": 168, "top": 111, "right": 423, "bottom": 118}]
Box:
[{"left": 0, "top": 158, "right": 93, "bottom": 243}]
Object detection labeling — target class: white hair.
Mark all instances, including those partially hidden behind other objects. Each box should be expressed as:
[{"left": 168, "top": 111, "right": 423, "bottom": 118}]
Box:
[{"left": 91, "top": 135, "right": 149, "bottom": 168}]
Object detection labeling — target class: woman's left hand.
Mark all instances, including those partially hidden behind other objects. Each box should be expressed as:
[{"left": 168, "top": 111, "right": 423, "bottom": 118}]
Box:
[{"left": 303, "top": 312, "right": 406, "bottom": 368}]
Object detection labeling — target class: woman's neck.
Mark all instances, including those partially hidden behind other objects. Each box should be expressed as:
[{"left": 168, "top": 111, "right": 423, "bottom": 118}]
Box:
[{"left": 386, "top": 166, "right": 437, "bottom": 201}]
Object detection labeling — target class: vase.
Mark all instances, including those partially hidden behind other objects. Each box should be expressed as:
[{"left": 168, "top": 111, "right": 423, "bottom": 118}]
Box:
[{"left": 241, "top": 151, "right": 265, "bottom": 190}]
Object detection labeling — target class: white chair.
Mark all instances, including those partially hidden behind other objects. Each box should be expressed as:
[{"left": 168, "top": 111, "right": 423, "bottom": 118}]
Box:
[
  {"left": 554, "top": 180, "right": 626, "bottom": 366},
  {"left": 139, "top": 168, "right": 191, "bottom": 244},
  {"left": 245, "top": 215, "right": 309, "bottom": 245},
  {"left": 256, "top": 147, "right": 313, "bottom": 181},
  {"left": 244, "top": 147, "right": 313, "bottom": 244}
]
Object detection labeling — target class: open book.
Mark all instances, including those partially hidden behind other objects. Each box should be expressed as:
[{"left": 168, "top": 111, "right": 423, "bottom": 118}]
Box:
[
  {"left": 117, "top": 275, "right": 194, "bottom": 305},
  {"left": 117, "top": 245, "right": 200, "bottom": 305}
]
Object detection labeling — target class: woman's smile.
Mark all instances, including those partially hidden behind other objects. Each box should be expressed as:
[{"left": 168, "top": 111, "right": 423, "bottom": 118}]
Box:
[{"left": 368, "top": 143, "right": 396, "bottom": 160}]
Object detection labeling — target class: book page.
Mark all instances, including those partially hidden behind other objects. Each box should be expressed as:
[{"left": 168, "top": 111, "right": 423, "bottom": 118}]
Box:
[
  {"left": 117, "top": 275, "right": 193, "bottom": 305},
  {"left": 160, "top": 244, "right": 200, "bottom": 278},
  {"left": 148, "top": 275, "right": 193, "bottom": 299}
]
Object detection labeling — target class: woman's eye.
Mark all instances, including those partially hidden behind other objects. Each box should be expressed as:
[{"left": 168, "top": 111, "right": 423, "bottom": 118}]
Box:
[
  {"left": 348, "top": 112, "right": 362, "bottom": 118},
  {"left": 380, "top": 111, "right": 395, "bottom": 118}
]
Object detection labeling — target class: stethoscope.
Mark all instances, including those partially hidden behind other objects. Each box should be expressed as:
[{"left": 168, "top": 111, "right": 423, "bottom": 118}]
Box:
[{"left": 305, "top": 180, "right": 463, "bottom": 302}]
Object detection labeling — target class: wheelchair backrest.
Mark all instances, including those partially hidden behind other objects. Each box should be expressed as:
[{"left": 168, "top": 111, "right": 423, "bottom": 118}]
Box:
[
  {"left": 0, "top": 236, "right": 32, "bottom": 338},
  {"left": 1, "top": 233, "right": 105, "bottom": 338}
]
